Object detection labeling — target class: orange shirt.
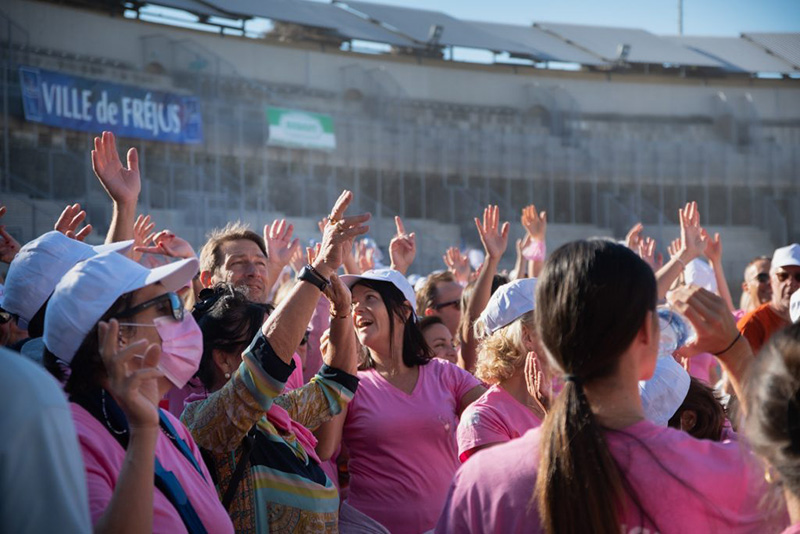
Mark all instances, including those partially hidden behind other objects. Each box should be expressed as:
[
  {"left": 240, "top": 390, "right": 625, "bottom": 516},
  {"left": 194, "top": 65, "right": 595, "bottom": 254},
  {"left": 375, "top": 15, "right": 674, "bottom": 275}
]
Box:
[{"left": 736, "top": 302, "right": 789, "bottom": 355}]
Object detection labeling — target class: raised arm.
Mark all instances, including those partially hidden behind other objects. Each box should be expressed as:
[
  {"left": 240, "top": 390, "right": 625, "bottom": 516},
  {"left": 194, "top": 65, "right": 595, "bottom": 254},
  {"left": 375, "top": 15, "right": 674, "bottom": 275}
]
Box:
[
  {"left": 389, "top": 216, "right": 416, "bottom": 275},
  {"left": 262, "top": 191, "right": 369, "bottom": 363},
  {"left": 92, "top": 131, "right": 140, "bottom": 245},
  {"left": 461, "top": 205, "right": 509, "bottom": 372},
  {"left": 670, "top": 285, "right": 753, "bottom": 409},
  {"left": 656, "top": 201, "right": 706, "bottom": 299},
  {"left": 703, "top": 230, "right": 735, "bottom": 313},
  {"left": 521, "top": 204, "right": 547, "bottom": 278},
  {"left": 263, "top": 218, "right": 301, "bottom": 298}
]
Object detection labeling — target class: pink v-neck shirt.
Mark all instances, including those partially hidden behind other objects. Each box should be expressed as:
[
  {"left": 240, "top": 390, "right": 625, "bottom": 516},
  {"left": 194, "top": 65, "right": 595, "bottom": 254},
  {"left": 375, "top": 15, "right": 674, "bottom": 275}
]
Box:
[
  {"left": 343, "top": 358, "right": 481, "bottom": 534},
  {"left": 437, "top": 420, "right": 786, "bottom": 534},
  {"left": 457, "top": 384, "right": 542, "bottom": 461}
]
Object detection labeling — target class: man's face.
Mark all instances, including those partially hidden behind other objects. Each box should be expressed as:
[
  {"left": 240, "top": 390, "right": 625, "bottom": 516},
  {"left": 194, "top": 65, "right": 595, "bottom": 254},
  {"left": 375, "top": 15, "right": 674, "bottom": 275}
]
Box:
[
  {"left": 428, "top": 281, "right": 462, "bottom": 336},
  {"left": 771, "top": 264, "right": 800, "bottom": 315},
  {"left": 211, "top": 239, "right": 270, "bottom": 304},
  {"left": 744, "top": 260, "right": 772, "bottom": 307}
]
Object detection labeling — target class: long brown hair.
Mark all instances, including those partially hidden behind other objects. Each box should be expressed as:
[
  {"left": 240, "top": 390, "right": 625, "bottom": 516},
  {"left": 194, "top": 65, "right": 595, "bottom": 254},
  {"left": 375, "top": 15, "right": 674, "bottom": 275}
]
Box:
[{"left": 534, "top": 239, "right": 656, "bottom": 534}]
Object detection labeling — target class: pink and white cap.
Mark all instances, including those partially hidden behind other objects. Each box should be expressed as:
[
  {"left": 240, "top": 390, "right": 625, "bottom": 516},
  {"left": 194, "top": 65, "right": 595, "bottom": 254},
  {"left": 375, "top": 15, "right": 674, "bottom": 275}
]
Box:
[{"left": 44, "top": 250, "right": 198, "bottom": 363}]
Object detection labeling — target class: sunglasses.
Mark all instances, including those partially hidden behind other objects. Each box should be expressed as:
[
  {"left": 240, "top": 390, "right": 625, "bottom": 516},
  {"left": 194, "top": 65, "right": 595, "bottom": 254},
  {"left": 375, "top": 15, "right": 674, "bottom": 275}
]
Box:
[
  {"left": 433, "top": 299, "right": 460, "bottom": 311},
  {"left": 117, "top": 292, "right": 184, "bottom": 322},
  {"left": 776, "top": 271, "right": 800, "bottom": 283},
  {"left": 753, "top": 273, "right": 770, "bottom": 284},
  {"left": 300, "top": 330, "right": 310, "bottom": 346}
]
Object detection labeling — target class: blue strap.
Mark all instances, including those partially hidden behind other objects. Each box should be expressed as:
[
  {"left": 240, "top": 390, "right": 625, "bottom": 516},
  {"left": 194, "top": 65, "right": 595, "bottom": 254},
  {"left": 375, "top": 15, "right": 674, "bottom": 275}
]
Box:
[
  {"left": 158, "top": 410, "right": 205, "bottom": 481},
  {"left": 154, "top": 458, "right": 208, "bottom": 534}
]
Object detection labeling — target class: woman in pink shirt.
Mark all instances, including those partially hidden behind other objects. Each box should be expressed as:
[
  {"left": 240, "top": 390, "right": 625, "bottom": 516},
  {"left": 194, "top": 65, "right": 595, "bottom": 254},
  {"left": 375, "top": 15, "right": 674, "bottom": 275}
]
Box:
[
  {"left": 745, "top": 323, "right": 800, "bottom": 534},
  {"left": 42, "top": 251, "right": 234, "bottom": 534},
  {"left": 457, "top": 278, "right": 549, "bottom": 461},
  {"left": 437, "top": 239, "right": 785, "bottom": 534},
  {"left": 341, "top": 268, "right": 485, "bottom": 534}
]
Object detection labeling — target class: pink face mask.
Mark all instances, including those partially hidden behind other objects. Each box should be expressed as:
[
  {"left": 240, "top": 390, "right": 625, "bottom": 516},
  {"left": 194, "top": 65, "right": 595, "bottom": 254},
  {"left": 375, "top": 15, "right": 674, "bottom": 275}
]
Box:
[{"left": 152, "top": 314, "right": 203, "bottom": 389}]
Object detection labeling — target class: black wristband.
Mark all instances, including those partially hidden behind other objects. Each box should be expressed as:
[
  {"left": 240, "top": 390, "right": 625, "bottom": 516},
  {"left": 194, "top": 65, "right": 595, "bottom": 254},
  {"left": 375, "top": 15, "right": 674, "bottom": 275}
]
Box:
[
  {"left": 297, "top": 264, "right": 329, "bottom": 292},
  {"left": 713, "top": 332, "right": 743, "bottom": 356}
]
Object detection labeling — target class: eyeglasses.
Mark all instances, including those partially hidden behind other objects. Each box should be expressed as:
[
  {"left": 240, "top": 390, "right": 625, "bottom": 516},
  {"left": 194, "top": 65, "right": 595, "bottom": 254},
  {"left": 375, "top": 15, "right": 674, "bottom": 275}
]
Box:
[
  {"left": 776, "top": 271, "right": 800, "bottom": 283},
  {"left": 433, "top": 299, "right": 460, "bottom": 311},
  {"left": 117, "top": 292, "right": 184, "bottom": 322}
]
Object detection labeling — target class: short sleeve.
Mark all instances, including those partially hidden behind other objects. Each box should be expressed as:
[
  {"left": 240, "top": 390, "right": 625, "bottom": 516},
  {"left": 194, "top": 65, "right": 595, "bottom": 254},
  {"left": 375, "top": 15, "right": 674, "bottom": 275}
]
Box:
[
  {"left": 738, "top": 313, "right": 766, "bottom": 353},
  {"left": 438, "top": 360, "right": 481, "bottom": 401},
  {"left": 457, "top": 403, "right": 509, "bottom": 460}
]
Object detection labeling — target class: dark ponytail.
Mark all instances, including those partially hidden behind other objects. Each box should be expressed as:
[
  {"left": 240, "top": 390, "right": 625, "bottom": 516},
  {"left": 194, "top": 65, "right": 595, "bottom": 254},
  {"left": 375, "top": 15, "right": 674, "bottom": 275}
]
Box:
[{"left": 534, "top": 239, "right": 656, "bottom": 534}]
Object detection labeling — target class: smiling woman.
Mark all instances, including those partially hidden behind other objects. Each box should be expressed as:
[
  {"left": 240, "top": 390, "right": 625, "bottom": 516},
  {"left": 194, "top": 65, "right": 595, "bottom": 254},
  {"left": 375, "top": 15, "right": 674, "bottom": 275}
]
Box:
[{"left": 339, "top": 268, "right": 485, "bottom": 534}]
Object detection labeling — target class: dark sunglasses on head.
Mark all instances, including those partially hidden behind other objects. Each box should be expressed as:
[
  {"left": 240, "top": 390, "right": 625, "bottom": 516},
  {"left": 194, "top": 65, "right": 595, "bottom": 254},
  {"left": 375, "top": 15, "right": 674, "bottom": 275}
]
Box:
[
  {"left": 776, "top": 271, "right": 800, "bottom": 283},
  {"left": 117, "top": 292, "right": 184, "bottom": 322},
  {"left": 433, "top": 299, "right": 460, "bottom": 311}
]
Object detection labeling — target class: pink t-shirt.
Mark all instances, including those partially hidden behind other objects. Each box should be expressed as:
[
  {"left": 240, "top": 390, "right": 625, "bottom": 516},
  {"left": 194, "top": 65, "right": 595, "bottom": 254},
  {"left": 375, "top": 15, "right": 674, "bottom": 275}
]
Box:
[
  {"left": 783, "top": 524, "right": 800, "bottom": 534},
  {"left": 457, "top": 384, "right": 542, "bottom": 461},
  {"left": 285, "top": 352, "right": 305, "bottom": 391},
  {"left": 343, "top": 358, "right": 481, "bottom": 534},
  {"left": 437, "top": 420, "right": 785, "bottom": 534},
  {"left": 71, "top": 404, "right": 234, "bottom": 534}
]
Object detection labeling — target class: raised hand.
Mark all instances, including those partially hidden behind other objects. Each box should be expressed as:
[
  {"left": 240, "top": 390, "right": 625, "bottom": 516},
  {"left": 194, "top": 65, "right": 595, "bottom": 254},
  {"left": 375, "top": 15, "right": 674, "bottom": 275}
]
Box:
[
  {"left": 134, "top": 229, "right": 196, "bottom": 260},
  {"left": 475, "top": 205, "right": 509, "bottom": 260},
  {"left": 667, "top": 238, "right": 682, "bottom": 260},
  {"left": 355, "top": 239, "right": 375, "bottom": 273},
  {"left": 703, "top": 229, "right": 723, "bottom": 264},
  {"left": 264, "top": 219, "right": 301, "bottom": 271},
  {"left": 669, "top": 286, "right": 742, "bottom": 359},
  {"left": 524, "top": 351, "right": 549, "bottom": 416},
  {"left": 637, "top": 237, "right": 662, "bottom": 272},
  {"left": 92, "top": 131, "right": 140, "bottom": 206},
  {"left": 389, "top": 216, "right": 416, "bottom": 275},
  {"left": 54, "top": 203, "right": 93, "bottom": 241},
  {"left": 0, "top": 206, "right": 21, "bottom": 263},
  {"left": 521, "top": 204, "right": 547, "bottom": 242},
  {"left": 129, "top": 214, "right": 156, "bottom": 262},
  {"left": 289, "top": 245, "right": 305, "bottom": 274},
  {"left": 98, "top": 319, "right": 163, "bottom": 430},
  {"left": 625, "top": 222, "right": 644, "bottom": 251},
  {"left": 679, "top": 201, "right": 707, "bottom": 262},
  {"left": 315, "top": 190, "right": 370, "bottom": 277},
  {"left": 443, "top": 246, "right": 470, "bottom": 284}
]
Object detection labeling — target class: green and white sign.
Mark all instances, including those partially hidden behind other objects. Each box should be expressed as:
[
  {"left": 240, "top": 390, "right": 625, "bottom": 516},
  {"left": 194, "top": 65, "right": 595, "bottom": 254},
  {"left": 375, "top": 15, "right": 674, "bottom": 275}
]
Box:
[{"left": 266, "top": 107, "right": 336, "bottom": 151}]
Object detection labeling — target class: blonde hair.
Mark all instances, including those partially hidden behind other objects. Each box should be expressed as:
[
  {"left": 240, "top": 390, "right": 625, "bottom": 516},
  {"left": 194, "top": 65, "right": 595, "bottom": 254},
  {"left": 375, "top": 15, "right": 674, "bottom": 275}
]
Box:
[{"left": 474, "top": 311, "right": 535, "bottom": 384}]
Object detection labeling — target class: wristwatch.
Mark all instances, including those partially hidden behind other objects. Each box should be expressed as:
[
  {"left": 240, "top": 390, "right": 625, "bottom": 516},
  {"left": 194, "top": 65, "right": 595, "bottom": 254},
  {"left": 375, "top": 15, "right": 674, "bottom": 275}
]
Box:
[{"left": 297, "top": 264, "right": 329, "bottom": 292}]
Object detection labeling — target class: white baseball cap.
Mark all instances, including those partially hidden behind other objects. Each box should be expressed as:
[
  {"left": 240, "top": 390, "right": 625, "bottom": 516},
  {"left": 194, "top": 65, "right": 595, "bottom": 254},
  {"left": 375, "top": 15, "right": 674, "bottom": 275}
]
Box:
[
  {"left": 791, "top": 290, "right": 800, "bottom": 324},
  {"left": 44, "top": 251, "right": 198, "bottom": 363},
  {"left": 475, "top": 278, "right": 536, "bottom": 338},
  {"left": 639, "top": 355, "right": 691, "bottom": 426},
  {"left": 341, "top": 268, "right": 418, "bottom": 319},
  {"left": 685, "top": 259, "right": 717, "bottom": 293},
  {"left": 772, "top": 244, "right": 800, "bottom": 270},
  {"left": 3, "top": 231, "right": 133, "bottom": 328}
]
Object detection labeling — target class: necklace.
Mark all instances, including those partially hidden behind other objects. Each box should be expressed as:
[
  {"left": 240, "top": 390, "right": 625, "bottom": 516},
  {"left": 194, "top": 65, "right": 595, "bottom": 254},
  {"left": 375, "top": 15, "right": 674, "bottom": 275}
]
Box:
[{"left": 101, "top": 390, "right": 128, "bottom": 436}]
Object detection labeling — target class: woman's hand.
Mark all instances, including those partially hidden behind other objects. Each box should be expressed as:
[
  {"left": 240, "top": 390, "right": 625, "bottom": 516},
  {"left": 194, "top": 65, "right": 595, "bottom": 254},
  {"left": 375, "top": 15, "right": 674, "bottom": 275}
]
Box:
[
  {"left": 521, "top": 204, "right": 547, "bottom": 242},
  {"left": 98, "top": 319, "right": 163, "bottom": 430},
  {"left": 314, "top": 190, "right": 370, "bottom": 278},
  {"left": 54, "top": 203, "right": 93, "bottom": 241},
  {"left": 525, "top": 351, "right": 549, "bottom": 415},
  {"left": 134, "top": 229, "right": 196, "bottom": 260},
  {"left": 475, "top": 205, "right": 509, "bottom": 260},
  {"left": 443, "top": 246, "right": 470, "bottom": 284},
  {"left": 92, "top": 131, "right": 140, "bottom": 207},
  {"left": 668, "top": 286, "right": 740, "bottom": 357},
  {"left": 679, "top": 201, "right": 707, "bottom": 262},
  {"left": 389, "top": 216, "right": 416, "bottom": 275}
]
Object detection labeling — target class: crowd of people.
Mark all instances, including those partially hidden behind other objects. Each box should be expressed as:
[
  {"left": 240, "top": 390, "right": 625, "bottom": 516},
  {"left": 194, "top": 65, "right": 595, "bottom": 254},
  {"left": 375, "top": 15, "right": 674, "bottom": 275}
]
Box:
[{"left": 1, "top": 130, "right": 800, "bottom": 534}]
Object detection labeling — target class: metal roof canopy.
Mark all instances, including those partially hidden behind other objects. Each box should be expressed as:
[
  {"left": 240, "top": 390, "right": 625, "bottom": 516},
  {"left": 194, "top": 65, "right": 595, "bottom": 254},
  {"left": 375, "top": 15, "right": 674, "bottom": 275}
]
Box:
[
  {"left": 200, "top": 0, "right": 419, "bottom": 47},
  {"left": 337, "top": 0, "right": 535, "bottom": 55},
  {"left": 144, "top": 0, "right": 242, "bottom": 20},
  {"left": 469, "top": 21, "right": 607, "bottom": 66},
  {"left": 667, "top": 35, "right": 798, "bottom": 74},
  {"left": 535, "top": 22, "right": 723, "bottom": 67},
  {"left": 743, "top": 33, "right": 800, "bottom": 70}
]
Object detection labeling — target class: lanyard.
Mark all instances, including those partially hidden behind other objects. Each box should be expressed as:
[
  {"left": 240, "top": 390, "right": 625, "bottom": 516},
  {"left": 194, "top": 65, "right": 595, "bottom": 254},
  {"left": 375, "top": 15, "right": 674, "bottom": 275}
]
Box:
[{"left": 158, "top": 411, "right": 205, "bottom": 480}]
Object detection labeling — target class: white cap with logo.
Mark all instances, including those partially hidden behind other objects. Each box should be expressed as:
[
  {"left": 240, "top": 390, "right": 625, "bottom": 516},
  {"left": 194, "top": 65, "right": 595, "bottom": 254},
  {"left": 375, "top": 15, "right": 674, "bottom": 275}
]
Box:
[
  {"left": 475, "top": 278, "right": 536, "bottom": 338},
  {"left": 341, "top": 268, "right": 418, "bottom": 319}
]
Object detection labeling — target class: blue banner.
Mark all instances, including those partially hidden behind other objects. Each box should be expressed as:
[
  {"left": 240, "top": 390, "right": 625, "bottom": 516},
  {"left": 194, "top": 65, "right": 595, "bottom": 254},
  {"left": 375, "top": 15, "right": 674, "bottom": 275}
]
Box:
[{"left": 19, "top": 66, "right": 203, "bottom": 144}]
